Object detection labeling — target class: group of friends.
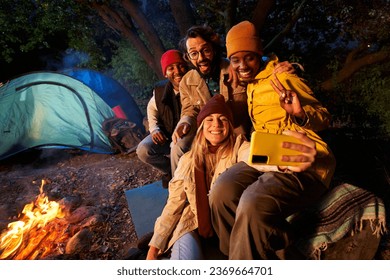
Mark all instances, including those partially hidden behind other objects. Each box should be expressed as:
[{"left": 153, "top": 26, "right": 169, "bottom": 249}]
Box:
[{"left": 135, "top": 20, "right": 336, "bottom": 260}]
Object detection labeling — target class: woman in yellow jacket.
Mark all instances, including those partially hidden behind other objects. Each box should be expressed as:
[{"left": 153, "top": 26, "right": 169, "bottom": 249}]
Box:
[
  {"left": 146, "top": 94, "right": 318, "bottom": 260},
  {"left": 209, "top": 21, "right": 336, "bottom": 259}
]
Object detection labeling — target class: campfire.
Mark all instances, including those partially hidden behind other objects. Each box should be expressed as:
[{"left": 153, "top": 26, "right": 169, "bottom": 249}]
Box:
[
  {"left": 0, "top": 179, "right": 100, "bottom": 260},
  {"left": 0, "top": 180, "right": 68, "bottom": 259}
]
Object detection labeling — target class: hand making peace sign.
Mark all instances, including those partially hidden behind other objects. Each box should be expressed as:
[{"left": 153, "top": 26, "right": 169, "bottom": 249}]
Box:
[{"left": 270, "top": 73, "right": 306, "bottom": 120}]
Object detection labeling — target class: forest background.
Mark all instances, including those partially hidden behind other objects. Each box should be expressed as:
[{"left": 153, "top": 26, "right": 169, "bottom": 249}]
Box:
[
  {"left": 1, "top": 0, "right": 389, "bottom": 261},
  {"left": 1, "top": 0, "right": 389, "bottom": 138},
  {"left": 1, "top": 0, "right": 389, "bottom": 186}
]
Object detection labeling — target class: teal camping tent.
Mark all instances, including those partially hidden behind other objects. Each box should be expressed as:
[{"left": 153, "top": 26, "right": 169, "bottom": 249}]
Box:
[{"left": 0, "top": 72, "right": 117, "bottom": 160}]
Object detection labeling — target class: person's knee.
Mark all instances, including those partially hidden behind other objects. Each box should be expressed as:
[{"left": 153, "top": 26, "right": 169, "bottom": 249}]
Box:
[
  {"left": 209, "top": 174, "right": 241, "bottom": 207},
  {"left": 170, "top": 231, "right": 203, "bottom": 260},
  {"left": 136, "top": 140, "right": 157, "bottom": 164},
  {"left": 236, "top": 191, "right": 258, "bottom": 213},
  {"left": 237, "top": 191, "right": 279, "bottom": 224},
  {"left": 211, "top": 164, "right": 256, "bottom": 206},
  {"left": 136, "top": 143, "right": 147, "bottom": 161}
]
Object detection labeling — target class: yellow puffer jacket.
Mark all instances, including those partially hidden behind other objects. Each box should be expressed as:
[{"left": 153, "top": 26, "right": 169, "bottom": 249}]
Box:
[{"left": 246, "top": 55, "right": 336, "bottom": 187}]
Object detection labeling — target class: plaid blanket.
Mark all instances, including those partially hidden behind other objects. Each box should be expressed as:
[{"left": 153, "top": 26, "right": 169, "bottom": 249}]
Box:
[{"left": 290, "top": 183, "right": 387, "bottom": 259}]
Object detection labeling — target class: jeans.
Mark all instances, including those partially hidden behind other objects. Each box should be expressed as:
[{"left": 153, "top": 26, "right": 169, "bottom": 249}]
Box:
[
  {"left": 170, "top": 124, "right": 197, "bottom": 176},
  {"left": 136, "top": 134, "right": 171, "bottom": 174},
  {"left": 169, "top": 231, "right": 227, "bottom": 260},
  {"left": 170, "top": 231, "right": 203, "bottom": 260}
]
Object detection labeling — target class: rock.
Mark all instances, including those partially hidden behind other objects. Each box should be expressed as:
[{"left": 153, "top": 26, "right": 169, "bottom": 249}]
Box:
[
  {"left": 66, "top": 206, "right": 97, "bottom": 224},
  {"left": 65, "top": 228, "right": 92, "bottom": 255}
]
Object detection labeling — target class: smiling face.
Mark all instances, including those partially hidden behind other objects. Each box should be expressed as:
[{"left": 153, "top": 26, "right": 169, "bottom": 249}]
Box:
[
  {"left": 202, "top": 113, "right": 230, "bottom": 146},
  {"left": 165, "top": 62, "right": 187, "bottom": 91},
  {"left": 186, "top": 37, "right": 215, "bottom": 76},
  {"left": 229, "top": 51, "right": 262, "bottom": 82}
]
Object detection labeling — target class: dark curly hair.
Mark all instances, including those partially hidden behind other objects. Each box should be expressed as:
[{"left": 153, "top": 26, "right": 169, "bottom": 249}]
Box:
[{"left": 178, "top": 25, "right": 223, "bottom": 64}]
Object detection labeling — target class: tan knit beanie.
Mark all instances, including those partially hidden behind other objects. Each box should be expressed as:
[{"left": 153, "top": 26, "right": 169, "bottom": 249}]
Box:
[{"left": 226, "top": 21, "right": 263, "bottom": 58}]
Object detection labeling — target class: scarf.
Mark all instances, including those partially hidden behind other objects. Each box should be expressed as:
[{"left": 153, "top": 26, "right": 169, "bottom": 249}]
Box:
[{"left": 194, "top": 145, "right": 219, "bottom": 238}]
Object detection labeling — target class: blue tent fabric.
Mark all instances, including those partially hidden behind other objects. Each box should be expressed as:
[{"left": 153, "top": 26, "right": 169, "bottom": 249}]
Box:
[
  {"left": 0, "top": 72, "right": 116, "bottom": 160},
  {"left": 62, "top": 69, "right": 145, "bottom": 133}
]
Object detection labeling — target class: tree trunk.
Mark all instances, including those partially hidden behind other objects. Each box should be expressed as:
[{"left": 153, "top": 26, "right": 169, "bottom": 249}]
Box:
[
  {"left": 251, "top": 0, "right": 275, "bottom": 30},
  {"left": 320, "top": 46, "right": 390, "bottom": 91},
  {"left": 169, "top": 0, "right": 196, "bottom": 36},
  {"left": 224, "top": 0, "right": 239, "bottom": 30},
  {"left": 121, "top": 0, "right": 165, "bottom": 78},
  {"left": 82, "top": 0, "right": 165, "bottom": 79}
]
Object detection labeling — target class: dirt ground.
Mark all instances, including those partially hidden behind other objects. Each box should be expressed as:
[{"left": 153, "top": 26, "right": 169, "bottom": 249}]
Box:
[
  {"left": 0, "top": 132, "right": 389, "bottom": 260},
  {"left": 0, "top": 149, "right": 162, "bottom": 259}
]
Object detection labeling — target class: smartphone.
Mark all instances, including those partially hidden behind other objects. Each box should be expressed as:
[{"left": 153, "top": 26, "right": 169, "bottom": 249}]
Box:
[{"left": 248, "top": 131, "right": 303, "bottom": 166}]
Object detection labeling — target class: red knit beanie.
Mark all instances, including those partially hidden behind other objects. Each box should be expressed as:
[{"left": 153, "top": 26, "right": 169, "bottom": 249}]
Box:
[
  {"left": 197, "top": 94, "right": 233, "bottom": 126},
  {"left": 160, "top": 49, "right": 185, "bottom": 75}
]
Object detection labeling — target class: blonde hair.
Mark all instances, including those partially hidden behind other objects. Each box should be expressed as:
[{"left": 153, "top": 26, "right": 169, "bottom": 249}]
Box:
[{"left": 188, "top": 119, "right": 236, "bottom": 170}]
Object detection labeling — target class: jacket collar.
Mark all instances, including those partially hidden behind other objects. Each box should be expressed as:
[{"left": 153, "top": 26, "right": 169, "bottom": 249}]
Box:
[{"left": 253, "top": 54, "right": 279, "bottom": 82}]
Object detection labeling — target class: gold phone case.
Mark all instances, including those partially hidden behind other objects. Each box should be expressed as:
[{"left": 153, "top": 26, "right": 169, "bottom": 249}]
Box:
[{"left": 248, "top": 131, "right": 303, "bottom": 166}]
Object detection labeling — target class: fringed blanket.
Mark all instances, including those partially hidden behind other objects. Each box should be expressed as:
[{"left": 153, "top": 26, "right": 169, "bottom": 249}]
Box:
[{"left": 290, "top": 183, "right": 387, "bottom": 259}]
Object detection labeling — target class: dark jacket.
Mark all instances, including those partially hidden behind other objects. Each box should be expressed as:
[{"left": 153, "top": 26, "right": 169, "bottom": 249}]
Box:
[{"left": 154, "top": 80, "right": 181, "bottom": 139}]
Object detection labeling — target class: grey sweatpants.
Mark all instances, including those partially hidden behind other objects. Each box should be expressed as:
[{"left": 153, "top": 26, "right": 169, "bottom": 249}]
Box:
[{"left": 209, "top": 161, "right": 328, "bottom": 260}]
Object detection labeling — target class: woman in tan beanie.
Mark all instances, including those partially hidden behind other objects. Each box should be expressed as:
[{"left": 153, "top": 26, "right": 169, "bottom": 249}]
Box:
[
  {"left": 146, "top": 94, "right": 318, "bottom": 260},
  {"left": 209, "top": 21, "right": 336, "bottom": 259}
]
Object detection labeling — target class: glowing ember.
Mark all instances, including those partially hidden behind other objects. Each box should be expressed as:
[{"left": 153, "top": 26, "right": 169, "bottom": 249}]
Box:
[{"left": 0, "top": 180, "right": 66, "bottom": 260}]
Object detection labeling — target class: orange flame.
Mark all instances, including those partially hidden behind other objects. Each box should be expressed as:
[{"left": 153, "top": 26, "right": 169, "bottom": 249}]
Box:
[{"left": 0, "top": 180, "right": 65, "bottom": 259}]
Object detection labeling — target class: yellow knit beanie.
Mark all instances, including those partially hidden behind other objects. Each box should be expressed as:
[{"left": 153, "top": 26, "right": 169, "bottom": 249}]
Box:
[{"left": 226, "top": 21, "right": 263, "bottom": 58}]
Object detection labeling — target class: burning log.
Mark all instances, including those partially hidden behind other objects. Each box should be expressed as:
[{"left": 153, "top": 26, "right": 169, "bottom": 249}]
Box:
[
  {"left": 13, "top": 219, "right": 69, "bottom": 260},
  {"left": 13, "top": 227, "right": 51, "bottom": 260},
  {"left": 0, "top": 179, "right": 107, "bottom": 260},
  {"left": 1, "top": 180, "right": 67, "bottom": 260}
]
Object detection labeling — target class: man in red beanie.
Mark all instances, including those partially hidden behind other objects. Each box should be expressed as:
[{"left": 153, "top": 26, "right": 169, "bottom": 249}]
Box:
[{"left": 136, "top": 49, "right": 188, "bottom": 188}]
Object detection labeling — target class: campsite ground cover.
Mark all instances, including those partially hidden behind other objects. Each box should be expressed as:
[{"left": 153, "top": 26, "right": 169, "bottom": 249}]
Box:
[
  {"left": 0, "top": 132, "right": 390, "bottom": 260},
  {"left": 0, "top": 149, "right": 161, "bottom": 259}
]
